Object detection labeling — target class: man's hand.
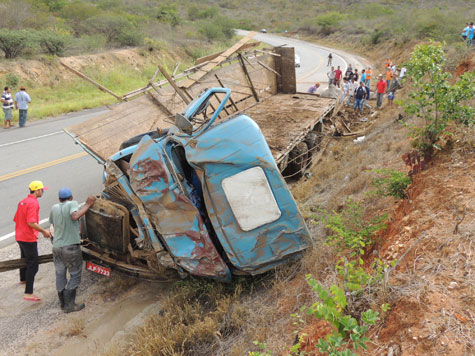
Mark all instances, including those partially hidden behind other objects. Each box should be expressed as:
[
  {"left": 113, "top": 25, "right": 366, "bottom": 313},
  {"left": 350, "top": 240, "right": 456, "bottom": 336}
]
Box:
[
  {"left": 86, "top": 195, "right": 96, "bottom": 207},
  {"left": 41, "top": 229, "right": 51, "bottom": 239}
]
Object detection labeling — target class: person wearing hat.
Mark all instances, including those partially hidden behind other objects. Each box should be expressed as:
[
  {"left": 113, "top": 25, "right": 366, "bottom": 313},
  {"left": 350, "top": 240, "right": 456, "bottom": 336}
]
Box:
[
  {"left": 13, "top": 181, "right": 51, "bottom": 302},
  {"left": 49, "top": 188, "right": 96, "bottom": 313},
  {"left": 14, "top": 86, "right": 31, "bottom": 128},
  {"left": 376, "top": 74, "right": 387, "bottom": 109}
]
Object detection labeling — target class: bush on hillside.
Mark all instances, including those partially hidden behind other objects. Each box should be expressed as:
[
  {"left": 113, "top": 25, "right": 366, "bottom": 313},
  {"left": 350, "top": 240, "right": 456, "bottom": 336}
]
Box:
[
  {"left": 315, "top": 12, "right": 346, "bottom": 35},
  {"left": 188, "top": 5, "right": 218, "bottom": 21},
  {"left": 198, "top": 17, "right": 236, "bottom": 41},
  {"left": 156, "top": 4, "right": 180, "bottom": 27},
  {"left": 38, "top": 30, "right": 70, "bottom": 55},
  {"left": 39, "top": 0, "right": 67, "bottom": 12},
  {"left": 0, "top": 29, "right": 37, "bottom": 58},
  {"left": 83, "top": 15, "right": 139, "bottom": 46}
]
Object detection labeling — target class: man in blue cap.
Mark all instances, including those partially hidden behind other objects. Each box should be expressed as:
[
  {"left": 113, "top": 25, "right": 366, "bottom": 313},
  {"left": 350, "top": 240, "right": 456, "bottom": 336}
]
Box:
[{"left": 49, "top": 188, "right": 96, "bottom": 313}]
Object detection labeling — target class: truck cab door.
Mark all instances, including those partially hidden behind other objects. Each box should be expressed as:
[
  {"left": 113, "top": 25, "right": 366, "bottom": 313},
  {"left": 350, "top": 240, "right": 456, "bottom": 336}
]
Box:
[
  {"left": 128, "top": 135, "right": 231, "bottom": 280},
  {"left": 185, "top": 115, "right": 311, "bottom": 275}
]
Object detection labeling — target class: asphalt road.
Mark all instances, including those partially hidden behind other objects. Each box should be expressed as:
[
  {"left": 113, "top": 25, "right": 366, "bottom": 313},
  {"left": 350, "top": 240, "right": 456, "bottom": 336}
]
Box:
[{"left": 0, "top": 32, "right": 368, "bottom": 249}]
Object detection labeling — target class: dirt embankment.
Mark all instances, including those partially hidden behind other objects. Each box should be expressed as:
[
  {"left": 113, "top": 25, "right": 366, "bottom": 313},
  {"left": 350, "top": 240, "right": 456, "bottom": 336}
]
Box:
[{"left": 0, "top": 48, "right": 165, "bottom": 86}]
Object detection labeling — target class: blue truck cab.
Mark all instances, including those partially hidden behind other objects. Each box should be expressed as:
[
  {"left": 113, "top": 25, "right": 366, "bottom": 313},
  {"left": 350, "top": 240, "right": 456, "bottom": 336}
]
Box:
[{"left": 83, "top": 88, "right": 310, "bottom": 281}]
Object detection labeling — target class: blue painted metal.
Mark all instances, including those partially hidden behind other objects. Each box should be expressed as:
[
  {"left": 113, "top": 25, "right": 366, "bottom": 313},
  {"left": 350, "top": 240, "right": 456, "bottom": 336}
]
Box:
[
  {"left": 128, "top": 135, "right": 231, "bottom": 281},
  {"left": 103, "top": 87, "right": 310, "bottom": 279},
  {"left": 182, "top": 115, "right": 311, "bottom": 274}
]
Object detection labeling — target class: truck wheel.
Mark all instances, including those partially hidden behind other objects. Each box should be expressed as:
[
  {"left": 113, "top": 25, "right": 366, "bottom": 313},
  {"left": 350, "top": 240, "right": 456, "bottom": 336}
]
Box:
[
  {"left": 283, "top": 142, "right": 309, "bottom": 179},
  {"left": 119, "top": 129, "right": 169, "bottom": 150}
]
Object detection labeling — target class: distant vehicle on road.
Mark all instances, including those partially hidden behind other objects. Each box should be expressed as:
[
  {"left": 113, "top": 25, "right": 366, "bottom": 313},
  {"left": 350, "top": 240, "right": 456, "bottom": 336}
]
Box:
[
  {"left": 260, "top": 29, "right": 267, "bottom": 33},
  {"left": 295, "top": 54, "right": 301, "bottom": 67}
]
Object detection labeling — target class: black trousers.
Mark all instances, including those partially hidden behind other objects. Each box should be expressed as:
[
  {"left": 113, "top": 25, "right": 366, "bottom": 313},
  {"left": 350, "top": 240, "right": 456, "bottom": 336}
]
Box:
[{"left": 18, "top": 241, "right": 38, "bottom": 294}]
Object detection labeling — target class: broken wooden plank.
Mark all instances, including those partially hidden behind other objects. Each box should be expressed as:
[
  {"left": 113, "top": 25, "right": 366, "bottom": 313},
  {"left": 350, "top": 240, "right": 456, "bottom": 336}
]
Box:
[
  {"left": 181, "top": 32, "right": 256, "bottom": 89},
  {"left": 238, "top": 53, "right": 259, "bottom": 103},
  {"left": 158, "top": 64, "right": 191, "bottom": 105},
  {"left": 0, "top": 254, "right": 53, "bottom": 273},
  {"left": 257, "top": 60, "right": 281, "bottom": 77},
  {"left": 195, "top": 41, "right": 261, "bottom": 65},
  {"left": 60, "top": 62, "right": 124, "bottom": 102}
]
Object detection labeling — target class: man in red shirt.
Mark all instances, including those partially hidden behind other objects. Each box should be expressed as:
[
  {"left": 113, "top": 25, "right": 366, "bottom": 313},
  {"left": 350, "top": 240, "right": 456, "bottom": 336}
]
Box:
[
  {"left": 334, "top": 65, "right": 343, "bottom": 88},
  {"left": 14, "top": 180, "right": 51, "bottom": 301},
  {"left": 376, "top": 74, "right": 387, "bottom": 109}
]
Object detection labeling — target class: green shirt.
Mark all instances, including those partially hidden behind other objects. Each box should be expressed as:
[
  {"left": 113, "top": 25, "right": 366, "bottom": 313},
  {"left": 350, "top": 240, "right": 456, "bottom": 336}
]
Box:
[{"left": 49, "top": 200, "right": 80, "bottom": 248}]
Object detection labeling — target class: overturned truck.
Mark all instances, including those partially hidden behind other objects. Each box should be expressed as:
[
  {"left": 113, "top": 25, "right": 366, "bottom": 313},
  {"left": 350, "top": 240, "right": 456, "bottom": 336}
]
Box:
[{"left": 65, "top": 37, "right": 335, "bottom": 281}]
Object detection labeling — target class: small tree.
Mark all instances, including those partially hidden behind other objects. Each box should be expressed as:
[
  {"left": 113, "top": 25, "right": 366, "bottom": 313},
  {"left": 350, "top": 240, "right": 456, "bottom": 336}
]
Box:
[
  {"left": 0, "top": 29, "right": 36, "bottom": 58},
  {"left": 403, "top": 42, "right": 475, "bottom": 154},
  {"left": 315, "top": 12, "right": 345, "bottom": 35},
  {"left": 38, "top": 30, "right": 69, "bottom": 55}
]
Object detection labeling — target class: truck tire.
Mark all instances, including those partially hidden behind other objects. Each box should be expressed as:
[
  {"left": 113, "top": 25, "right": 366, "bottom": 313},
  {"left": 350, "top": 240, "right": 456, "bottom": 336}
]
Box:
[
  {"left": 283, "top": 142, "right": 309, "bottom": 179},
  {"left": 119, "top": 129, "right": 169, "bottom": 150}
]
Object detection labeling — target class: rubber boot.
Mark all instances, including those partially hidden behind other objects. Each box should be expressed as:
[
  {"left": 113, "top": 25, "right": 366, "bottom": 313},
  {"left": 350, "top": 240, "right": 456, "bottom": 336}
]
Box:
[
  {"left": 63, "top": 288, "right": 85, "bottom": 313},
  {"left": 58, "top": 290, "right": 65, "bottom": 310}
]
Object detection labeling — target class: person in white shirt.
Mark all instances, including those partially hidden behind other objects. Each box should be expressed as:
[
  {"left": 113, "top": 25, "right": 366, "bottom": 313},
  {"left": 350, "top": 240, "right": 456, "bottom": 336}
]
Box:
[
  {"left": 340, "top": 78, "right": 350, "bottom": 103},
  {"left": 399, "top": 67, "right": 407, "bottom": 78},
  {"left": 346, "top": 78, "right": 358, "bottom": 107}
]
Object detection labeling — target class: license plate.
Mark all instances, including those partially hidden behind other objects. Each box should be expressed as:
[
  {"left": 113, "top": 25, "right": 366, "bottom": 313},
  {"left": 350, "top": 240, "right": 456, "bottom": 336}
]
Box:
[{"left": 86, "top": 261, "right": 111, "bottom": 277}]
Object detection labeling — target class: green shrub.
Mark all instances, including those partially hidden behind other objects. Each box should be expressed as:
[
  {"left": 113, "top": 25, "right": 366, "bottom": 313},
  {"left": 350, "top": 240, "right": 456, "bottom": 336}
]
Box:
[
  {"left": 403, "top": 42, "right": 475, "bottom": 154},
  {"left": 38, "top": 30, "right": 69, "bottom": 55},
  {"left": 4, "top": 73, "right": 19, "bottom": 88},
  {"left": 370, "top": 168, "right": 411, "bottom": 199},
  {"left": 188, "top": 5, "right": 219, "bottom": 21},
  {"left": 83, "top": 15, "right": 136, "bottom": 45},
  {"left": 39, "top": 0, "right": 66, "bottom": 12},
  {"left": 315, "top": 200, "right": 387, "bottom": 257},
  {"left": 156, "top": 3, "right": 180, "bottom": 26},
  {"left": 315, "top": 12, "right": 346, "bottom": 35},
  {"left": 0, "top": 29, "right": 37, "bottom": 59}
]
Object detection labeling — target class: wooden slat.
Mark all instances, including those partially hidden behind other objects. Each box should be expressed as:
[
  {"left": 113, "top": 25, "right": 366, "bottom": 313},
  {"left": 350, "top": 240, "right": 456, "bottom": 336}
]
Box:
[
  {"left": 180, "top": 32, "right": 256, "bottom": 89},
  {"left": 195, "top": 41, "right": 261, "bottom": 65}
]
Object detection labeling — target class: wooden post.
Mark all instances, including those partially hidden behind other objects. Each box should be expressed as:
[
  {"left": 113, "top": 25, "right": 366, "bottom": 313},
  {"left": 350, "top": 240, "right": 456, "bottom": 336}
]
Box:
[
  {"left": 157, "top": 64, "right": 191, "bottom": 105},
  {"left": 238, "top": 54, "right": 259, "bottom": 103},
  {"left": 60, "top": 62, "right": 124, "bottom": 102}
]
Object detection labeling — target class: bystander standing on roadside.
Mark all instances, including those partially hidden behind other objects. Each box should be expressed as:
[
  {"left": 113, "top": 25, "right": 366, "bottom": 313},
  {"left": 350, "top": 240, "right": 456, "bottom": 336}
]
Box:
[
  {"left": 1, "top": 86, "right": 14, "bottom": 129},
  {"left": 334, "top": 65, "right": 342, "bottom": 88},
  {"left": 466, "top": 23, "right": 474, "bottom": 47},
  {"left": 14, "top": 181, "right": 51, "bottom": 302},
  {"left": 353, "top": 68, "right": 359, "bottom": 82},
  {"left": 360, "top": 69, "right": 367, "bottom": 85},
  {"left": 345, "top": 64, "right": 353, "bottom": 79},
  {"left": 462, "top": 23, "right": 469, "bottom": 41},
  {"left": 376, "top": 74, "right": 387, "bottom": 109},
  {"left": 327, "top": 52, "right": 333, "bottom": 66},
  {"left": 14, "top": 86, "right": 31, "bottom": 128},
  {"left": 385, "top": 57, "right": 391, "bottom": 68},
  {"left": 353, "top": 81, "right": 367, "bottom": 114},
  {"left": 346, "top": 77, "right": 358, "bottom": 107},
  {"left": 327, "top": 66, "right": 335, "bottom": 86},
  {"left": 399, "top": 66, "right": 407, "bottom": 79},
  {"left": 341, "top": 77, "right": 350, "bottom": 104},
  {"left": 385, "top": 68, "right": 393, "bottom": 89},
  {"left": 365, "top": 66, "right": 372, "bottom": 88},
  {"left": 49, "top": 188, "right": 96, "bottom": 313}
]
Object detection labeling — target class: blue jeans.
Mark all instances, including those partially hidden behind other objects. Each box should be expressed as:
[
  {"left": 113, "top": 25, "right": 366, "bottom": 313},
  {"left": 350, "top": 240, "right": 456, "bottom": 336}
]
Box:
[
  {"left": 53, "top": 244, "right": 83, "bottom": 291},
  {"left": 19, "top": 109, "right": 28, "bottom": 127},
  {"left": 377, "top": 93, "right": 384, "bottom": 108},
  {"left": 353, "top": 98, "right": 363, "bottom": 112}
]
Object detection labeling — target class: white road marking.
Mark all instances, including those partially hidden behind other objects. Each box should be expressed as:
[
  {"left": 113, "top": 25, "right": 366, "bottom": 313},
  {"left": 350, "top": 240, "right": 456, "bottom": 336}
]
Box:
[
  {"left": 0, "top": 218, "right": 50, "bottom": 242},
  {"left": 0, "top": 131, "right": 63, "bottom": 148}
]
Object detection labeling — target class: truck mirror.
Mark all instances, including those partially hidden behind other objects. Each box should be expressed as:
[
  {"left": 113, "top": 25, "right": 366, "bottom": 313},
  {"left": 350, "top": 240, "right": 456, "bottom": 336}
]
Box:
[{"left": 175, "top": 113, "right": 193, "bottom": 134}]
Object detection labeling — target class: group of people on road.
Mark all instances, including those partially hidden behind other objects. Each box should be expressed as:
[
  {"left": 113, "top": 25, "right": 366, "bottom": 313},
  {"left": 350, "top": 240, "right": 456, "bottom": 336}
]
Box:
[
  {"left": 461, "top": 22, "right": 475, "bottom": 47},
  {"left": 1, "top": 86, "right": 31, "bottom": 129},
  {"left": 14, "top": 180, "right": 96, "bottom": 313},
  {"left": 320, "top": 56, "right": 405, "bottom": 114}
]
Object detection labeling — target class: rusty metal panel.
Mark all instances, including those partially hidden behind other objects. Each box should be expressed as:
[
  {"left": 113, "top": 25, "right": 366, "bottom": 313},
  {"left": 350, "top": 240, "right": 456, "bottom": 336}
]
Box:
[{"left": 128, "top": 135, "right": 231, "bottom": 280}]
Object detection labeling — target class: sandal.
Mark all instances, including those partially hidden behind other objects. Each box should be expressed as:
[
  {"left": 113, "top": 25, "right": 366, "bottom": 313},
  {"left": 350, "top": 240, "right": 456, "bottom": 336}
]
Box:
[
  {"left": 19, "top": 281, "right": 26, "bottom": 285},
  {"left": 24, "top": 295, "right": 41, "bottom": 302}
]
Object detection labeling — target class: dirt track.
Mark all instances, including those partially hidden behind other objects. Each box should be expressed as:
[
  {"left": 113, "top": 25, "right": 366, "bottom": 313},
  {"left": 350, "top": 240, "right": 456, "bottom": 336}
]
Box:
[{"left": 0, "top": 237, "right": 170, "bottom": 356}]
